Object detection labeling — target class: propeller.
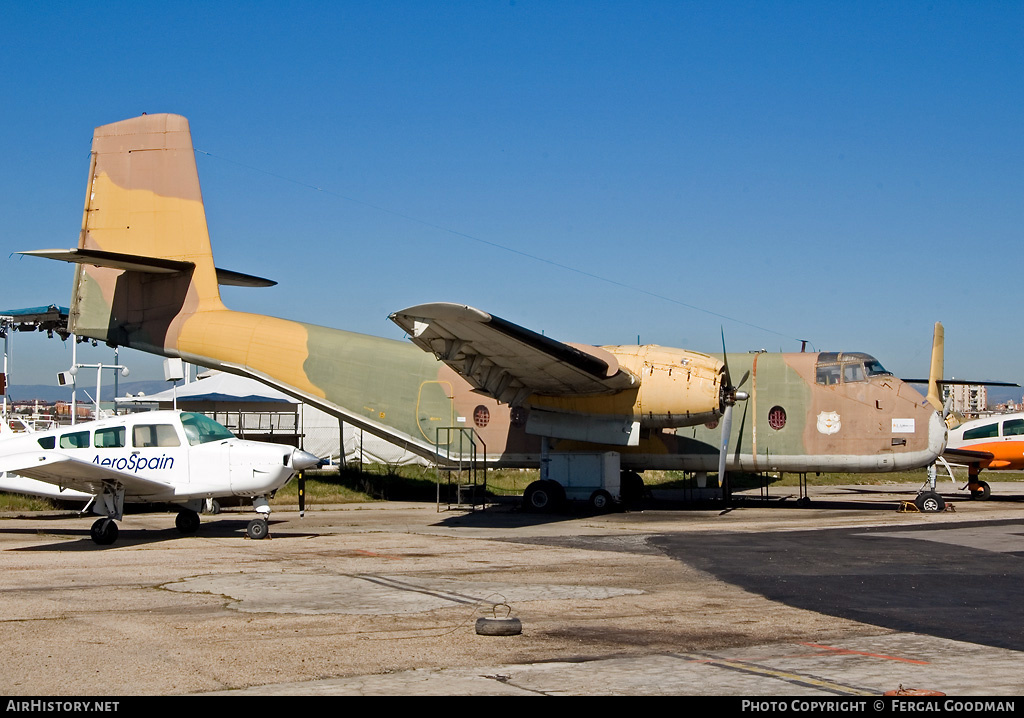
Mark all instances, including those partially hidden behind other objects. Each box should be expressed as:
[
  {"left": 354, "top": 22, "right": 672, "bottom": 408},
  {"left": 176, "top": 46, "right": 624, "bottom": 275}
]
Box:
[{"left": 718, "top": 329, "right": 749, "bottom": 502}]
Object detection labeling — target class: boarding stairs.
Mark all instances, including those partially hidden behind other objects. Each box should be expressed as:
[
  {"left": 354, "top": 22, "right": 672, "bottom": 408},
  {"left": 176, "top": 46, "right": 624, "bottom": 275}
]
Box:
[{"left": 434, "top": 427, "right": 487, "bottom": 512}]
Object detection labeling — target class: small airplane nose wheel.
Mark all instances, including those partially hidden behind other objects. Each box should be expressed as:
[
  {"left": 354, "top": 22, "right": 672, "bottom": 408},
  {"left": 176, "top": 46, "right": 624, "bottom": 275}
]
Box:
[
  {"left": 246, "top": 518, "right": 269, "bottom": 540},
  {"left": 914, "top": 491, "right": 945, "bottom": 513}
]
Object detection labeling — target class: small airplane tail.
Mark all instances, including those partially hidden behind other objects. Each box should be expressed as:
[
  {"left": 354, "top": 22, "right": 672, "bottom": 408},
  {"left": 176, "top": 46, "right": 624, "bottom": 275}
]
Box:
[{"left": 22, "top": 114, "right": 273, "bottom": 359}]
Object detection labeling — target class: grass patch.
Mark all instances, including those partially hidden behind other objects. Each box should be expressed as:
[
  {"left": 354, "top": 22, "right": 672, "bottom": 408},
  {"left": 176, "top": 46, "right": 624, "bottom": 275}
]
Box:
[{"left": 0, "top": 494, "right": 59, "bottom": 512}]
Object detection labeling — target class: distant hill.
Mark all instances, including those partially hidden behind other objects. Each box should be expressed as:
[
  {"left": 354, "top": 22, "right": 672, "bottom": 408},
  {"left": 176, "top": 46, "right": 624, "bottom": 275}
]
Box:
[
  {"left": 7, "top": 380, "right": 173, "bottom": 403},
  {"left": 986, "top": 385, "right": 1024, "bottom": 408}
]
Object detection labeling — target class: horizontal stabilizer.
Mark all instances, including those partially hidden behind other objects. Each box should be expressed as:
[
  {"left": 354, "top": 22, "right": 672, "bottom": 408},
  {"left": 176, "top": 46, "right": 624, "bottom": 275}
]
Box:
[
  {"left": 20, "top": 249, "right": 276, "bottom": 287},
  {"left": 21, "top": 248, "right": 193, "bottom": 274},
  {"left": 902, "top": 378, "right": 1020, "bottom": 387}
]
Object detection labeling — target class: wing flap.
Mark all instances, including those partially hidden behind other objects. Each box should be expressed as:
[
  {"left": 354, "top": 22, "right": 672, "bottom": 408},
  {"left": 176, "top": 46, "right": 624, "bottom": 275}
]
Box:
[
  {"left": 389, "top": 303, "right": 636, "bottom": 405},
  {"left": 0, "top": 452, "right": 173, "bottom": 495}
]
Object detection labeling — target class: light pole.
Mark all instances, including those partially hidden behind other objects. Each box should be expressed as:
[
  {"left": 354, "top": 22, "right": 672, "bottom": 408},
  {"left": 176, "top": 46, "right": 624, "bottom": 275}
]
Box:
[{"left": 66, "top": 338, "right": 130, "bottom": 424}]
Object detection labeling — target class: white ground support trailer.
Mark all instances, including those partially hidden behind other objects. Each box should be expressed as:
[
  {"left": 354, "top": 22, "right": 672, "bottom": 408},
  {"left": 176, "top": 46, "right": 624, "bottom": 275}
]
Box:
[{"left": 522, "top": 451, "right": 621, "bottom": 512}]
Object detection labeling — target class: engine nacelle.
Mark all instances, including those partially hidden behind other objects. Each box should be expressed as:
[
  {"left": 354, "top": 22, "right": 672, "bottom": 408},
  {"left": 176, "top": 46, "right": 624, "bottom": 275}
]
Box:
[
  {"left": 526, "top": 345, "right": 724, "bottom": 430},
  {"left": 609, "top": 345, "right": 723, "bottom": 428}
]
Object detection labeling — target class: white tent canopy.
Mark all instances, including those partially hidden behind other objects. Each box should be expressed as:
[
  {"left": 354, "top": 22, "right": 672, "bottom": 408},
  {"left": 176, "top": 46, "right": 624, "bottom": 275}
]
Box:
[{"left": 117, "top": 371, "right": 428, "bottom": 467}]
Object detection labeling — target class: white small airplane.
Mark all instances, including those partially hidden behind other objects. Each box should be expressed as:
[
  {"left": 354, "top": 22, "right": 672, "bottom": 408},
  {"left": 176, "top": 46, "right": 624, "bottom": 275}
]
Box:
[{"left": 0, "top": 409, "right": 320, "bottom": 545}]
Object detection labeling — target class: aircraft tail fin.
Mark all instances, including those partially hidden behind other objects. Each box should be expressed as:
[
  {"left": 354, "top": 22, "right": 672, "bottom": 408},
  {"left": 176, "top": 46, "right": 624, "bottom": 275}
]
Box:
[
  {"left": 924, "top": 322, "right": 944, "bottom": 413},
  {"left": 30, "top": 114, "right": 228, "bottom": 357}
]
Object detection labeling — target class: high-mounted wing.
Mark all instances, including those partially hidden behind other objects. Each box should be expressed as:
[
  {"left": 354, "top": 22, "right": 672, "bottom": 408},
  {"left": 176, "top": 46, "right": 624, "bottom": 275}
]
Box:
[
  {"left": 0, "top": 452, "right": 173, "bottom": 496},
  {"left": 389, "top": 303, "right": 636, "bottom": 406}
]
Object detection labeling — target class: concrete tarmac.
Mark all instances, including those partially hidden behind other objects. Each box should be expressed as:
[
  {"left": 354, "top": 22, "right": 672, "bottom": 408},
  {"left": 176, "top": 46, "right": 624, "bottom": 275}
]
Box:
[{"left": 1, "top": 481, "right": 1022, "bottom": 697}]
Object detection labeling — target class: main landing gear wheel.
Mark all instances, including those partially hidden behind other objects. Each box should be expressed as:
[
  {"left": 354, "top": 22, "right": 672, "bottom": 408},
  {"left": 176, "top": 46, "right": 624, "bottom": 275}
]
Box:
[
  {"left": 522, "top": 480, "right": 564, "bottom": 513},
  {"left": 175, "top": 510, "right": 201, "bottom": 534},
  {"left": 246, "top": 518, "right": 269, "bottom": 540},
  {"left": 620, "top": 471, "right": 645, "bottom": 506},
  {"left": 90, "top": 518, "right": 119, "bottom": 546},
  {"left": 914, "top": 491, "right": 946, "bottom": 513},
  {"left": 969, "top": 480, "right": 991, "bottom": 500}
]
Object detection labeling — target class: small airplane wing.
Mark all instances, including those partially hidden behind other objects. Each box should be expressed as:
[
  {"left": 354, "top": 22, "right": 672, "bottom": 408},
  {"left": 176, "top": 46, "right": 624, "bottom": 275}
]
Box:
[
  {"left": 941, "top": 447, "right": 995, "bottom": 468},
  {"left": 0, "top": 452, "right": 173, "bottom": 495},
  {"left": 389, "top": 303, "right": 637, "bottom": 406}
]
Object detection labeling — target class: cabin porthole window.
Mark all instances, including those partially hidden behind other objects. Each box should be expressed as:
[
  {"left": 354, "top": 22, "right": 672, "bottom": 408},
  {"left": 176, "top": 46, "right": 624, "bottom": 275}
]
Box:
[
  {"left": 473, "top": 405, "right": 490, "bottom": 428},
  {"left": 768, "top": 406, "right": 787, "bottom": 430}
]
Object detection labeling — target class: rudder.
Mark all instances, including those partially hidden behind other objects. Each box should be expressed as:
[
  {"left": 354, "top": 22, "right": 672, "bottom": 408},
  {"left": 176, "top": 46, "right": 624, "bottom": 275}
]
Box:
[{"left": 69, "top": 113, "right": 224, "bottom": 355}]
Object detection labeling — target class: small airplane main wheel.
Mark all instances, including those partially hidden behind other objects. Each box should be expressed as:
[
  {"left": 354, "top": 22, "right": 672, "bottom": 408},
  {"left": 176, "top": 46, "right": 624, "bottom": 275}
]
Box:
[
  {"left": 247, "top": 518, "right": 269, "bottom": 540},
  {"left": 969, "top": 480, "right": 991, "bottom": 500},
  {"left": 90, "top": 518, "right": 119, "bottom": 546},
  {"left": 175, "top": 510, "right": 201, "bottom": 534}
]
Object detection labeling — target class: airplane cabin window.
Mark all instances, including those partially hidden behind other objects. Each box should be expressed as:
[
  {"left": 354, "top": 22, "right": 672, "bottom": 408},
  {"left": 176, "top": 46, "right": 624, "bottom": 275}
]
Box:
[
  {"left": 963, "top": 423, "right": 1000, "bottom": 441},
  {"left": 1002, "top": 419, "right": 1024, "bottom": 436},
  {"left": 180, "top": 412, "right": 234, "bottom": 446},
  {"left": 59, "top": 431, "right": 91, "bottom": 449},
  {"left": 37, "top": 436, "right": 55, "bottom": 449},
  {"left": 94, "top": 426, "right": 126, "bottom": 448},
  {"left": 133, "top": 424, "right": 181, "bottom": 448}
]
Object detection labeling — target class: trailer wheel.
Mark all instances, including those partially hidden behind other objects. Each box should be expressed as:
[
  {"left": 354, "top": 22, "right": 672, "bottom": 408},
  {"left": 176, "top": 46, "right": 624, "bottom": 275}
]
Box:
[
  {"left": 523, "top": 481, "right": 562, "bottom": 513},
  {"left": 589, "top": 489, "right": 613, "bottom": 512}
]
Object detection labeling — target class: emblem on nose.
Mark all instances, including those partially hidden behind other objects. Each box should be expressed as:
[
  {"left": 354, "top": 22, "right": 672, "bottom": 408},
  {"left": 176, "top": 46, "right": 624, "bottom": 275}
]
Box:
[{"left": 817, "top": 411, "right": 841, "bottom": 435}]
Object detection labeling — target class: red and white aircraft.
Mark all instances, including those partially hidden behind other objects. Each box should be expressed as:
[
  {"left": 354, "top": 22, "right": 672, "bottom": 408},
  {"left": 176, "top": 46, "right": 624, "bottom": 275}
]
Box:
[{"left": 943, "top": 412, "right": 1024, "bottom": 498}]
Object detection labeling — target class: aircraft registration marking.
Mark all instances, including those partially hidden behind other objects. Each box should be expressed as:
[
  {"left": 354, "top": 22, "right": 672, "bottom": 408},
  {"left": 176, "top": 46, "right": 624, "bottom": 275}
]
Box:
[{"left": 892, "top": 418, "right": 916, "bottom": 433}]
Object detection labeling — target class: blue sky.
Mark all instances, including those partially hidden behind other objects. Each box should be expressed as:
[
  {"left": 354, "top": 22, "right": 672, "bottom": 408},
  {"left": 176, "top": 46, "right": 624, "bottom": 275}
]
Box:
[{"left": 2, "top": 1, "right": 1022, "bottom": 395}]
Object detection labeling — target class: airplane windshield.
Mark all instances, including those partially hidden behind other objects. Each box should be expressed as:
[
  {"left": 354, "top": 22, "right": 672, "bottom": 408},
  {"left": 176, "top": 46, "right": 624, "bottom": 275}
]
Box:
[
  {"left": 180, "top": 412, "right": 235, "bottom": 446},
  {"left": 816, "top": 352, "right": 891, "bottom": 385}
]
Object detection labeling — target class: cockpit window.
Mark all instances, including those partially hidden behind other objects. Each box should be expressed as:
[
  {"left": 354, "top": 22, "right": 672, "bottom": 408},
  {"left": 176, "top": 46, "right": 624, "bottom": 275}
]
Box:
[
  {"left": 180, "top": 412, "right": 234, "bottom": 446},
  {"left": 864, "top": 359, "right": 891, "bottom": 376},
  {"left": 843, "top": 363, "right": 866, "bottom": 383},
  {"left": 1003, "top": 419, "right": 1024, "bottom": 437},
  {"left": 816, "top": 364, "right": 841, "bottom": 385},
  {"left": 815, "top": 352, "right": 890, "bottom": 385},
  {"left": 963, "top": 422, "right": 999, "bottom": 441}
]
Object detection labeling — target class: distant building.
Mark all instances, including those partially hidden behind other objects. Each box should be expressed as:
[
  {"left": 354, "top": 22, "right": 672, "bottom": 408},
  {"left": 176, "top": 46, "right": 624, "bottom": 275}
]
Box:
[{"left": 942, "top": 384, "right": 988, "bottom": 417}]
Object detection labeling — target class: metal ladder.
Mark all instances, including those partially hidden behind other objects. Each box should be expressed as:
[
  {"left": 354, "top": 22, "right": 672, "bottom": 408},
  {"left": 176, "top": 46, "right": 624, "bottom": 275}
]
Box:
[{"left": 434, "top": 427, "right": 487, "bottom": 512}]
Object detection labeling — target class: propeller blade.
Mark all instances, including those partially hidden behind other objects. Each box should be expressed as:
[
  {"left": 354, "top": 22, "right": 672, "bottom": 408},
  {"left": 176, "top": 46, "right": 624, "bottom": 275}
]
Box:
[
  {"left": 736, "top": 370, "right": 750, "bottom": 390},
  {"left": 720, "top": 327, "right": 733, "bottom": 388},
  {"left": 718, "top": 403, "right": 733, "bottom": 498},
  {"left": 298, "top": 473, "right": 306, "bottom": 517}
]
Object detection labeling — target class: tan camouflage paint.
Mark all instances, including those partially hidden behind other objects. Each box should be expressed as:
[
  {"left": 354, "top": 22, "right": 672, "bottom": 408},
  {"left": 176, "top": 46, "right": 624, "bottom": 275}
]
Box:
[{"left": 53, "top": 114, "right": 944, "bottom": 471}]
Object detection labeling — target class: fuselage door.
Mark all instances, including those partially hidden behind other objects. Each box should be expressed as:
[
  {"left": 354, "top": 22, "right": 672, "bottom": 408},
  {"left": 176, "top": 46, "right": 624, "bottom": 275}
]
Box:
[{"left": 417, "top": 381, "right": 455, "bottom": 445}]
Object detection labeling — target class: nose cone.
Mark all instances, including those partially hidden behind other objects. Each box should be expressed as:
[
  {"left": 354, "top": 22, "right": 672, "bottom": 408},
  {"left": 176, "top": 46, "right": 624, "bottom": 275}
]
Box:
[{"left": 291, "top": 449, "right": 322, "bottom": 471}]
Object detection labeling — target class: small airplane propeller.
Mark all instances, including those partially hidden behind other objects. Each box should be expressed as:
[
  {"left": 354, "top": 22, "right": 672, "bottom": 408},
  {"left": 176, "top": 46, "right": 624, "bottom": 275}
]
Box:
[{"left": 718, "top": 329, "right": 749, "bottom": 502}]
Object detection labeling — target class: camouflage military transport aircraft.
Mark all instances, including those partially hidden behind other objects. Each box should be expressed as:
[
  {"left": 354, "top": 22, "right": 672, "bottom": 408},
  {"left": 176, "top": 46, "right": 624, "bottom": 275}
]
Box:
[{"left": 21, "top": 114, "right": 948, "bottom": 509}]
